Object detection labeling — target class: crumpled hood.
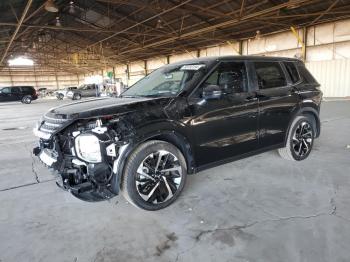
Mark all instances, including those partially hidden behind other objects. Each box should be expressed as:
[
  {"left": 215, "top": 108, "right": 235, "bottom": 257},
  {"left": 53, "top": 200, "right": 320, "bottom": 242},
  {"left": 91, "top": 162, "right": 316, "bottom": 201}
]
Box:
[{"left": 48, "top": 97, "right": 171, "bottom": 119}]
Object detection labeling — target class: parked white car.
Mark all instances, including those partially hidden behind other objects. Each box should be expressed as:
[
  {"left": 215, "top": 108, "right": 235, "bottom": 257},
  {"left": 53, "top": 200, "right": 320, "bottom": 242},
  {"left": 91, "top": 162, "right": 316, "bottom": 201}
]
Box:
[{"left": 55, "top": 86, "right": 77, "bottom": 100}]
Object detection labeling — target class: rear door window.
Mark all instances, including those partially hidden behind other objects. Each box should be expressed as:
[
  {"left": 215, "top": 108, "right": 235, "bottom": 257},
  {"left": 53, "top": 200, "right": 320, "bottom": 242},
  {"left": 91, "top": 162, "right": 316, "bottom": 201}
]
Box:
[
  {"left": 254, "top": 62, "right": 287, "bottom": 89},
  {"left": 284, "top": 62, "right": 300, "bottom": 84},
  {"left": 12, "top": 87, "right": 21, "bottom": 93},
  {"left": 20, "top": 86, "right": 33, "bottom": 93}
]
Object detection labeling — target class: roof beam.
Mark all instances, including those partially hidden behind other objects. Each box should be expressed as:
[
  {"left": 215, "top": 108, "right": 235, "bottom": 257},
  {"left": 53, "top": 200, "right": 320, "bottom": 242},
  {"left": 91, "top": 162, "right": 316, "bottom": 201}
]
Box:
[
  {"left": 111, "top": 0, "right": 313, "bottom": 57},
  {"left": 85, "top": 0, "right": 193, "bottom": 48},
  {"left": 0, "top": 0, "right": 33, "bottom": 65},
  {"left": 14, "top": 2, "right": 46, "bottom": 42},
  {"left": 123, "top": 0, "right": 269, "bottom": 48},
  {"left": 309, "top": 0, "right": 340, "bottom": 25},
  {"left": 0, "top": 22, "right": 162, "bottom": 34},
  {"left": 240, "top": 0, "right": 245, "bottom": 17}
]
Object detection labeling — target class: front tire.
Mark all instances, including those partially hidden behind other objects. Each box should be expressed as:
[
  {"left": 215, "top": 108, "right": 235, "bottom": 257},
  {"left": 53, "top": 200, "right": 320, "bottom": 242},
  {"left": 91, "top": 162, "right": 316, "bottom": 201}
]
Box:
[
  {"left": 121, "top": 140, "right": 187, "bottom": 210},
  {"left": 278, "top": 115, "right": 315, "bottom": 161},
  {"left": 57, "top": 93, "right": 64, "bottom": 100}
]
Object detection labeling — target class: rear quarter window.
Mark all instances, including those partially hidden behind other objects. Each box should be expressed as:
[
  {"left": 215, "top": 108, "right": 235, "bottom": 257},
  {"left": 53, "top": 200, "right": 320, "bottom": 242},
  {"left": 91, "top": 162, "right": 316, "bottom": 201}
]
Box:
[
  {"left": 284, "top": 62, "right": 300, "bottom": 84},
  {"left": 12, "top": 87, "right": 21, "bottom": 93},
  {"left": 296, "top": 62, "right": 318, "bottom": 84}
]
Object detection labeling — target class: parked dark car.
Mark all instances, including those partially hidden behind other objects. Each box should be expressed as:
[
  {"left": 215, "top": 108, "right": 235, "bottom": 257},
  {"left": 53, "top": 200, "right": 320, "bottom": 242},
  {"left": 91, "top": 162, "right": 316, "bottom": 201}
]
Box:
[
  {"left": 66, "top": 84, "right": 99, "bottom": 100},
  {"left": 33, "top": 56, "right": 322, "bottom": 210},
  {"left": 0, "top": 86, "right": 38, "bottom": 104}
]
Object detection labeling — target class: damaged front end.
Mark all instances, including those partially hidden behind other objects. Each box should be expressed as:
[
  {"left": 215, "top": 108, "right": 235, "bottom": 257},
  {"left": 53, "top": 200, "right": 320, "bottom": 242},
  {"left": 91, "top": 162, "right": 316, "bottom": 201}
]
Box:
[{"left": 33, "top": 113, "right": 131, "bottom": 201}]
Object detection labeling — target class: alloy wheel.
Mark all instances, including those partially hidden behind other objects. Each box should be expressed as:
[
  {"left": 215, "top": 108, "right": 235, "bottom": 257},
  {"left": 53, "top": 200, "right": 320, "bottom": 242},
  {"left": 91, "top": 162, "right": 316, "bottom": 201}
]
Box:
[
  {"left": 23, "top": 96, "right": 31, "bottom": 104},
  {"left": 135, "top": 150, "right": 182, "bottom": 204},
  {"left": 292, "top": 121, "right": 313, "bottom": 158}
]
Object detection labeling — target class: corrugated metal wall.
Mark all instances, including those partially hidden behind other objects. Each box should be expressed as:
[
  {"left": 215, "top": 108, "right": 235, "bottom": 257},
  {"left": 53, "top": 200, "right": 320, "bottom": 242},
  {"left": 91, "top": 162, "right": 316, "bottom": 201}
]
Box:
[{"left": 306, "top": 59, "right": 350, "bottom": 97}]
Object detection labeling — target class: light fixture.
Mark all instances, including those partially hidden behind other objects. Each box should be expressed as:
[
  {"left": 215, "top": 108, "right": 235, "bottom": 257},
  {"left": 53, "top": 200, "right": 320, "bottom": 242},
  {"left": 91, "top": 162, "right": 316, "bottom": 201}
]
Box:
[
  {"left": 255, "top": 30, "right": 261, "bottom": 40},
  {"left": 55, "top": 16, "right": 61, "bottom": 27},
  {"left": 21, "top": 40, "right": 29, "bottom": 48},
  {"left": 8, "top": 57, "right": 34, "bottom": 66},
  {"left": 44, "top": 0, "right": 59, "bottom": 13},
  {"left": 38, "top": 32, "right": 44, "bottom": 42},
  {"left": 156, "top": 19, "right": 163, "bottom": 29},
  {"left": 68, "top": 1, "right": 75, "bottom": 14}
]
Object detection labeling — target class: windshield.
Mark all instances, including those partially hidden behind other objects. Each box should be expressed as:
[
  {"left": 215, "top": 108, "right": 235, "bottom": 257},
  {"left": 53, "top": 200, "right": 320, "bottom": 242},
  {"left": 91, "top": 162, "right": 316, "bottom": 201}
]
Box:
[{"left": 122, "top": 64, "right": 207, "bottom": 97}]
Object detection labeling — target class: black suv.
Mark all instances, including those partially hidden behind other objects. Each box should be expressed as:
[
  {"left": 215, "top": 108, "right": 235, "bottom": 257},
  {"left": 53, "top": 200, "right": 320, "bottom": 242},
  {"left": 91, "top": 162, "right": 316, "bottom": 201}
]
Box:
[
  {"left": 33, "top": 56, "right": 322, "bottom": 210},
  {"left": 0, "top": 86, "right": 38, "bottom": 103}
]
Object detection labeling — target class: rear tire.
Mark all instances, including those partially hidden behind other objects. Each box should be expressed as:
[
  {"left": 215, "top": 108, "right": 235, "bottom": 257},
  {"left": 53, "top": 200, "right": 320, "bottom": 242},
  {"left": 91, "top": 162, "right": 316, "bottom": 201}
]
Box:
[
  {"left": 57, "top": 93, "right": 64, "bottom": 100},
  {"left": 120, "top": 140, "right": 187, "bottom": 210},
  {"left": 21, "top": 95, "right": 32, "bottom": 104},
  {"left": 278, "top": 115, "right": 315, "bottom": 161}
]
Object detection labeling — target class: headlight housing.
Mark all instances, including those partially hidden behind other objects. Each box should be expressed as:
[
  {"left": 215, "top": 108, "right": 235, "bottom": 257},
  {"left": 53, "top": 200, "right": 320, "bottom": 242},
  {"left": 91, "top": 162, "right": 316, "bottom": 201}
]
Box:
[{"left": 75, "top": 134, "right": 102, "bottom": 163}]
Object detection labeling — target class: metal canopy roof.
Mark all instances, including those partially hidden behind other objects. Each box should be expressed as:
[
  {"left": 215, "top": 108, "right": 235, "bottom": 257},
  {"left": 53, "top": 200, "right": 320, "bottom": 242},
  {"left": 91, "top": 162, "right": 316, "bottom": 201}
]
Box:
[{"left": 1, "top": 0, "right": 350, "bottom": 74}]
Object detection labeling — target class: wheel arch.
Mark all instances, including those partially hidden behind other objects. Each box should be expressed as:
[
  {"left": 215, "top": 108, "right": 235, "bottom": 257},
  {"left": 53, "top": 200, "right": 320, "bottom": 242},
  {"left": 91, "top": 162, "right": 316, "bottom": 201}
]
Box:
[
  {"left": 111, "top": 125, "right": 196, "bottom": 194},
  {"left": 284, "top": 105, "right": 321, "bottom": 146},
  {"left": 144, "top": 131, "right": 195, "bottom": 174}
]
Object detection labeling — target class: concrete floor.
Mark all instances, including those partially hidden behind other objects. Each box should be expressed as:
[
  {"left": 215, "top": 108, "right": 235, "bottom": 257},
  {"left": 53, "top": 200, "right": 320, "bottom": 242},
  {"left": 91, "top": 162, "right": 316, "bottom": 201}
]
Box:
[{"left": 0, "top": 98, "right": 349, "bottom": 262}]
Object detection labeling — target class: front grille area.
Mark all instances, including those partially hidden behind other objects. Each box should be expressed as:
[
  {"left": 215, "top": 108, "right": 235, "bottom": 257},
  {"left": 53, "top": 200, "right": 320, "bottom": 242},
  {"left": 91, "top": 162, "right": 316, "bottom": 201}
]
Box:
[{"left": 39, "top": 114, "right": 70, "bottom": 135}]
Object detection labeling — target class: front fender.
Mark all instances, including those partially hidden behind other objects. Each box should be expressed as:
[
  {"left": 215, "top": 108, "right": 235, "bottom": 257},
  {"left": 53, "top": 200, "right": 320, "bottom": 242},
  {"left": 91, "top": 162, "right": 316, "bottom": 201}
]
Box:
[{"left": 110, "top": 121, "right": 195, "bottom": 194}]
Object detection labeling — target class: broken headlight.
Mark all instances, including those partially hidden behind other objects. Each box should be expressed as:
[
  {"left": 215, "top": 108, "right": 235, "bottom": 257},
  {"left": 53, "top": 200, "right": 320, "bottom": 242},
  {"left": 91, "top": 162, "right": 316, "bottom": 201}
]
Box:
[{"left": 75, "top": 134, "right": 102, "bottom": 163}]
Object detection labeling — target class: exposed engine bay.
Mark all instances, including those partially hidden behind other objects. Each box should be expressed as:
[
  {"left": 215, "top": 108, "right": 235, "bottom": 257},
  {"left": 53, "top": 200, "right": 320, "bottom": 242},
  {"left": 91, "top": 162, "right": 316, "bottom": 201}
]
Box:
[{"left": 33, "top": 114, "right": 133, "bottom": 201}]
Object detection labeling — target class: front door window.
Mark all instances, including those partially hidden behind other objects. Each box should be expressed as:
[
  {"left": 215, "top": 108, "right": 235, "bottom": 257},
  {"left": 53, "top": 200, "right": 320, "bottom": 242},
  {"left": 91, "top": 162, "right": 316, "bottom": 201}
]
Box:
[{"left": 194, "top": 61, "right": 248, "bottom": 98}]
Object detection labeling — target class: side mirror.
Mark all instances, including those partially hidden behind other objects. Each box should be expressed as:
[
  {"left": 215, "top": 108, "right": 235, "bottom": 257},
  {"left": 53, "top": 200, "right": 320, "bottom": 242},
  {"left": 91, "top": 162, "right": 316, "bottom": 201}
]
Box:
[{"left": 202, "top": 85, "right": 223, "bottom": 100}]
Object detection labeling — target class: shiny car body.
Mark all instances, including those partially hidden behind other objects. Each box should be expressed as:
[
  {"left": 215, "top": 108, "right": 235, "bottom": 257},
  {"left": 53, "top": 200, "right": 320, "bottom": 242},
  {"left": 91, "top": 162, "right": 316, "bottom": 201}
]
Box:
[
  {"left": 33, "top": 56, "right": 322, "bottom": 209},
  {"left": 55, "top": 86, "right": 77, "bottom": 99},
  {"left": 0, "top": 86, "right": 38, "bottom": 103},
  {"left": 66, "top": 84, "right": 99, "bottom": 100}
]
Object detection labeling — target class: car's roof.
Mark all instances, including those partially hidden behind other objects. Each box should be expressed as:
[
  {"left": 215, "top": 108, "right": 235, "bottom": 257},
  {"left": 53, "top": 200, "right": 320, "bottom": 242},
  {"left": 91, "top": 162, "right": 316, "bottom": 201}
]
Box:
[
  {"left": 0, "top": 86, "right": 34, "bottom": 88},
  {"left": 169, "top": 55, "right": 301, "bottom": 66}
]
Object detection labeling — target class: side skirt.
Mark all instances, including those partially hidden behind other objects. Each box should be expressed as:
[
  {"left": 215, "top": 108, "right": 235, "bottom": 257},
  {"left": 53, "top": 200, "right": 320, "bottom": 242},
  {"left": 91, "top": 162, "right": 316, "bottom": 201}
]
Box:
[{"left": 193, "top": 143, "right": 284, "bottom": 173}]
